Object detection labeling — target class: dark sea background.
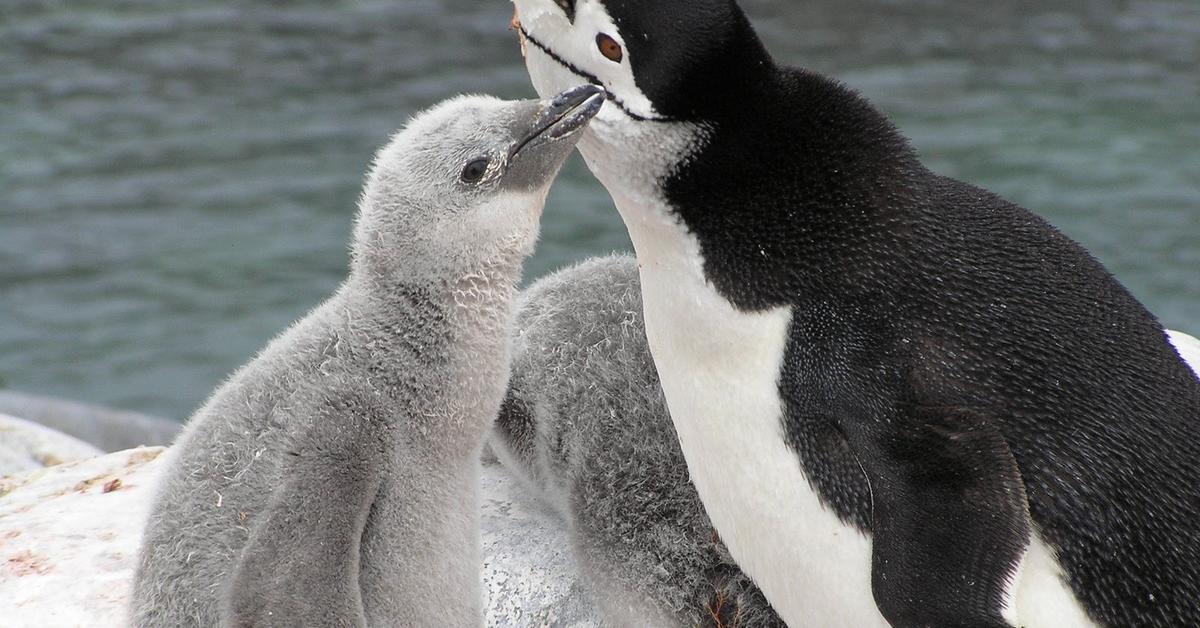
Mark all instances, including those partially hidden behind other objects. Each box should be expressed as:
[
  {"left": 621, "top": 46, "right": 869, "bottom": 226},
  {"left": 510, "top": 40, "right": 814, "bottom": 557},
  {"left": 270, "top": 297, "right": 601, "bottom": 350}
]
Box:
[{"left": 2, "top": 0, "right": 1198, "bottom": 420}]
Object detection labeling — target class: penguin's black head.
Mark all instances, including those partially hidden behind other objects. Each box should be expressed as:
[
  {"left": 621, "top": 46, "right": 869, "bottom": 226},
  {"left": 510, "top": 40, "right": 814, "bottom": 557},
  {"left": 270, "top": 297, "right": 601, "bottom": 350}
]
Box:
[{"left": 514, "top": 0, "right": 772, "bottom": 124}]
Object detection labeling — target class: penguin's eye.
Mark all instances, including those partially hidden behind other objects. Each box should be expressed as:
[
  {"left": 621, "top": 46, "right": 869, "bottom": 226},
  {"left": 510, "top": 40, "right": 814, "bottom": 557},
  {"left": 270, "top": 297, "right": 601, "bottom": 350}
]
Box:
[
  {"left": 461, "top": 157, "right": 490, "bottom": 183},
  {"left": 596, "top": 34, "right": 623, "bottom": 63}
]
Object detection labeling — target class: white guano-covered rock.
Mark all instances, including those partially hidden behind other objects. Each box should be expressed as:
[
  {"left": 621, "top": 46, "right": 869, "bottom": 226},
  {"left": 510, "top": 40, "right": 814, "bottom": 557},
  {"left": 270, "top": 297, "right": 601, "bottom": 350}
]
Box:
[{"left": 0, "top": 446, "right": 166, "bottom": 626}]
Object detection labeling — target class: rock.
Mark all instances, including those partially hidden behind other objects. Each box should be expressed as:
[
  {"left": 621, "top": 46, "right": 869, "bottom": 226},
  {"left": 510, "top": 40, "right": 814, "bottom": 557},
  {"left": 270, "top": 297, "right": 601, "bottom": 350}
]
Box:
[
  {"left": 0, "top": 413, "right": 104, "bottom": 476},
  {"left": 0, "top": 447, "right": 166, "bottom": 626},
  {"left": 0, "top": 446, "right": 597, "bottom": 627},
  {"left": 0, "top": 391, "right": 180, "bottom": 452},
  {"left": 481, "top": 465, "right": 597, "bottom": 627}
]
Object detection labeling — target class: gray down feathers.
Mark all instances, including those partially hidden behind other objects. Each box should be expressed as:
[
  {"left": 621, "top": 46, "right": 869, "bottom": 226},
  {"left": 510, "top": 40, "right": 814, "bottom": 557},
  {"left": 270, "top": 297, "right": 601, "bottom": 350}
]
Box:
[
  {"left": 129, "top": 93, "right": 779, "bottom": 626},
  {"left": 131, "top": 95, "right": 547, "bottom": 628},
  {"left": 491, "top": 254, "right": 784, "bottom": 627}
]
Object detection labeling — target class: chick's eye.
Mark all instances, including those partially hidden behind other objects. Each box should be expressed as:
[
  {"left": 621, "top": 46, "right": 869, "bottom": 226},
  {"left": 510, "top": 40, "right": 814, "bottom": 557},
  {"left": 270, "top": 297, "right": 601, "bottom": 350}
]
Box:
[
  {"left": 596, "top": 33, "right": 623, "bottom": 63},
  {"left": 461, "top": 157, "right": 490, "bottom": 183}
]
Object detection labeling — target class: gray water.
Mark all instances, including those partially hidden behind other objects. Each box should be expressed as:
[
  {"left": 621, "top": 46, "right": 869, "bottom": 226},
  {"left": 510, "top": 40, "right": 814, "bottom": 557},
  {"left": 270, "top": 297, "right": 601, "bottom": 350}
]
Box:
[{"left": 2, "top": 0, "right": 1197, "bottom": 420}]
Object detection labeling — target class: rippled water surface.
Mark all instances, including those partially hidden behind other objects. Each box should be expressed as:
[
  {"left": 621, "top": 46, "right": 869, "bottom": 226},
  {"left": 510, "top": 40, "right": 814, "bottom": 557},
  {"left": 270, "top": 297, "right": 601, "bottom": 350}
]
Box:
[{"left": 2, "top": 0, "right": 1197, "bottom": 419}]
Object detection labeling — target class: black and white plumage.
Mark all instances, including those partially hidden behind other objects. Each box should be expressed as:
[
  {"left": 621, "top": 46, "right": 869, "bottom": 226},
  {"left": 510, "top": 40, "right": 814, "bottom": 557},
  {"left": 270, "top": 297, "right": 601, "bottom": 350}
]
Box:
[
  {"left": 512, "top": 1, "right": 1200, "bottom": 626},
  {"left": 130, "top": 86, "right": 604, "bottom": 627},
  {"left": 489, "top": 254, "right": 785, "bottom": 627}
]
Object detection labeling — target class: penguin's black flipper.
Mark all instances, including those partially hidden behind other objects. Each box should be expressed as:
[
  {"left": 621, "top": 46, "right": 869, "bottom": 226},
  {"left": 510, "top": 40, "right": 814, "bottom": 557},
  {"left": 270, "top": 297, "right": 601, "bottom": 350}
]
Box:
[{"left": 867, "top": 405, "right": 1031, "bottom": 628}]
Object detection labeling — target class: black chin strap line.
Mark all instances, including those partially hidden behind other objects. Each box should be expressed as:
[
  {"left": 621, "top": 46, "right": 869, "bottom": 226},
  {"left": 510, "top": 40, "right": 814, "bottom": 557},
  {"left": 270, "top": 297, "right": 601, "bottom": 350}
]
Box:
[{"left": 520, "top": 27, "right": 677, "bottom": 124}]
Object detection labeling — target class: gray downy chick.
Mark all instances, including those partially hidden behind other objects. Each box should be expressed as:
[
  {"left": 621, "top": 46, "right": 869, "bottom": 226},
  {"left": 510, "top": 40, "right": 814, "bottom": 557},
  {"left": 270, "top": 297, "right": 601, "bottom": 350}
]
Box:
[
  {"left": 489, "top": 254, "right": 785, "bottom": 627},
  {"left": 131, "top": 85, "right": 606, "bottom": 628}
]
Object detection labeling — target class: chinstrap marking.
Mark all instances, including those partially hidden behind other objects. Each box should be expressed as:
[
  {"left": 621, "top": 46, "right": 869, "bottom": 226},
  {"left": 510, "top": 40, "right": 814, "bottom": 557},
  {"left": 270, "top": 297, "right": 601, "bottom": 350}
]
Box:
[{"left": 519, "top": 26, "right": 676, "bottom": 124}]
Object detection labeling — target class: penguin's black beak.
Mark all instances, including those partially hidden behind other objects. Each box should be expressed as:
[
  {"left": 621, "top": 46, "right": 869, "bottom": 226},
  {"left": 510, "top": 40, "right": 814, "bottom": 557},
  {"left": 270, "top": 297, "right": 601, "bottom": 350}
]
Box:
[
  {"left": 500, "top": 84, "right": 605, "bottom": 191},
  {"left": 509, "top": 84, "right": 606, "bottom": 160}
]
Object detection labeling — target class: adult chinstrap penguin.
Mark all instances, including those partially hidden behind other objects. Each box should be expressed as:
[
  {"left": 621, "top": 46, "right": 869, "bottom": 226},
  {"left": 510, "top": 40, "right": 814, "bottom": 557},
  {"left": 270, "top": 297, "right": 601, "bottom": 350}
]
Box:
[
  {"left": 489, "top": 254, "right": 785, "bottom": 627},
  {"left": 131, "top": 84, "right": 604, "bottom": 627},
  {"left": 511, "top": 1, "right": 1200, "bottom": 627}
]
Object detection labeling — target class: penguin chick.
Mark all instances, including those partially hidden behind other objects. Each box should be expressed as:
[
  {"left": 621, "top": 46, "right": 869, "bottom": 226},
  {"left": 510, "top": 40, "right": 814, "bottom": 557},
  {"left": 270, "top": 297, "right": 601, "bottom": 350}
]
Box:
[
  {"left": 490, "top": 254, "right": 785, "bottom": 628},
  {"left": 131, "top": 85, "right": 605, "bottom": 628}
]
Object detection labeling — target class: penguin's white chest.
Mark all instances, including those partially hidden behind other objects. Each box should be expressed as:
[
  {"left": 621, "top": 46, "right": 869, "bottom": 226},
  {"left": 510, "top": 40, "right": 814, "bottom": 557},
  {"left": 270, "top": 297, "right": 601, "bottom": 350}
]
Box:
[
  {"left": 625, "top": 214, "right": 889, "bottom": 628},
  {"left": 621, "top": 204, "right": 1096, "bottom": 628}
]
